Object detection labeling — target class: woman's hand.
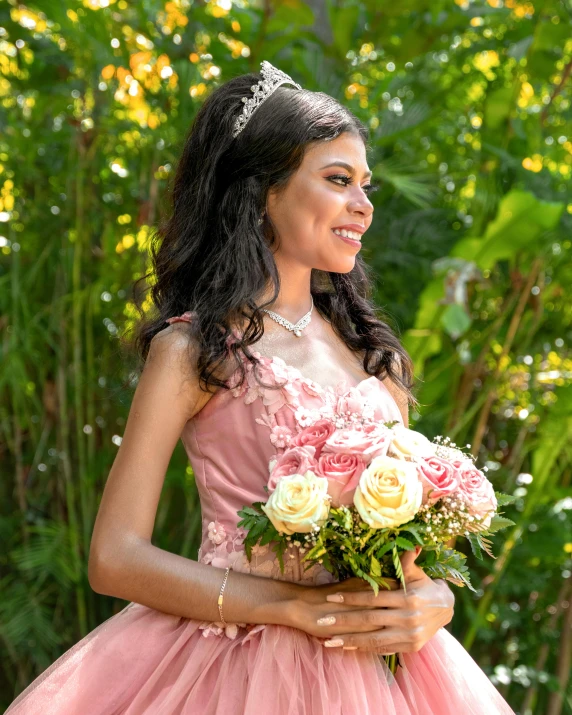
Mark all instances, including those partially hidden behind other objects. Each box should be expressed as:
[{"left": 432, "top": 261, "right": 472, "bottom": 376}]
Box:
[
  {"left": 285, "top": 575, "right": 401, "bottom": 638},
  {"left": 286, "top": 548, "right": 454, "bottom": 654},
  {"left": 320, "top": 549, "right": 455, "bottom": 653}
]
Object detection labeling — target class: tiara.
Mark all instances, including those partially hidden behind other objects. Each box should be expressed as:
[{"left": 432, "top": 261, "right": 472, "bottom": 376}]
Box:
[{"left": 232, "top": 60, "right": 302, "bottom": 138}]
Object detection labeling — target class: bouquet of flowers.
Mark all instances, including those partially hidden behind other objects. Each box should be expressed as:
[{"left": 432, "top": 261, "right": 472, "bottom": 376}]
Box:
[{"left": 238, "top": 416, "right": 515, "bottom": 597}]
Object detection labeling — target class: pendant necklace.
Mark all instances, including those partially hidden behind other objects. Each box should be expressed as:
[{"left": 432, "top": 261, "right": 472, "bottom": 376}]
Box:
[{"left": 261, "top": 296, "right": 314, "bottom": 337}]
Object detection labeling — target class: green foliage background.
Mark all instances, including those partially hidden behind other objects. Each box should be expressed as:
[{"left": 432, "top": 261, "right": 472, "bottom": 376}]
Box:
[{"left": 1, "top": 0, "right": 572, "bottom": 712}]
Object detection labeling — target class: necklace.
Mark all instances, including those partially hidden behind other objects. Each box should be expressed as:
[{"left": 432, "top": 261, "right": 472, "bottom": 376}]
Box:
[{"left": 261, "top": 296, "right": 314, "bottom": 337}]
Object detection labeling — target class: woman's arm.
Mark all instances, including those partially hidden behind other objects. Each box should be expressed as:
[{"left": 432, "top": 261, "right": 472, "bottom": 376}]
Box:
[
  {"left": 89, "top": 325, "right": 453, "bottom": 648},
  {"left": 88, "top": 326, "right": 366, "bottom": 627}
]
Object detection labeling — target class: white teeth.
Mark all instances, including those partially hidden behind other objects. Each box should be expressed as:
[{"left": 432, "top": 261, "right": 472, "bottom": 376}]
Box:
[{"left": 333, "top": 228, "right": 361, "bottom": 241}]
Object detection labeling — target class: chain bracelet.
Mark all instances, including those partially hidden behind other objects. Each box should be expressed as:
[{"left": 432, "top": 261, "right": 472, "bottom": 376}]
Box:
[{"left": 217, "top": 566, "right": 231, "bottom": 626}]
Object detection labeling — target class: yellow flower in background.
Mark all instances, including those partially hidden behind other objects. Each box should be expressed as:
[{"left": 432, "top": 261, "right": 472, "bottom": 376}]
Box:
[{"left": 522, "top": 155, "right": 543, "bottom": 172}]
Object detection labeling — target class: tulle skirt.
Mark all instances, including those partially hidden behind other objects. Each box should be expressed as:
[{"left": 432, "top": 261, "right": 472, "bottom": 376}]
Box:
[{"left": 6, "top": 600, "right": 515, "bottom": 714}]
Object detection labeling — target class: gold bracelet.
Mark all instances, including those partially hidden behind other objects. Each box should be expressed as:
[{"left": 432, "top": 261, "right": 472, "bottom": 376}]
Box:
[{"left": 217, "top": 566, "right": 231, "bottom": 626}]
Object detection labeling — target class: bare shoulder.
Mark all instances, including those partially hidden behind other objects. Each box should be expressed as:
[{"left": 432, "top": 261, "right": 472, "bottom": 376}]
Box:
[
  {"left": 382, "top": 378, "right": 409, "bottom": 428},
  {"left": 380, "top": 354, "right": 410, "bottom": 428},
  {"left": 144, "top": 323, "right": 214, "bottom": 418}
]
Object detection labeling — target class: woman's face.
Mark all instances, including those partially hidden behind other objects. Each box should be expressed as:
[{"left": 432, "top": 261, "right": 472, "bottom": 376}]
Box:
[{"left": 266, "top": 132, "right": 375, "bottom": 274}]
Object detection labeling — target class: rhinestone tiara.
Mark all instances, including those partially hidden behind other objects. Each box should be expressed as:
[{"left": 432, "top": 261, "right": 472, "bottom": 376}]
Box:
[{"left": 232, "top": 60, "right": 302, "bottom": 139}]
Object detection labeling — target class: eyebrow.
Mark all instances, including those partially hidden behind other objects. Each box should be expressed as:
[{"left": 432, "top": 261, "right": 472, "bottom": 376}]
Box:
[{"left": 319, "top": 161, "right": 372, "bottom": 179}]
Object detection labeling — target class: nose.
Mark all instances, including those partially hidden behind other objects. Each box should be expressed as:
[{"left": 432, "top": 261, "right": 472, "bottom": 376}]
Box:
[{"left": 348, "top": 189, "right": 374, "bottom": 219}]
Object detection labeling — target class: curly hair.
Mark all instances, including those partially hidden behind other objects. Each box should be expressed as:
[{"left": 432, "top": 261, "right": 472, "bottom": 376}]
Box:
[{"left": 128, "top": 66, "right": 417, "bottom": 408}]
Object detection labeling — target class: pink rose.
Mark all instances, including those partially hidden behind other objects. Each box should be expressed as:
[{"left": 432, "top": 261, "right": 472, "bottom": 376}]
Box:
[
  {"left": 455, "top": 460, "right": 497, "bottom": 530},
  {"left": 268, "top": 445, "right": 317, "bottom": 492},
  {"left": 291, "top": 419, "right": 337, "bottom": 458},
  {"left": 360, "top": 424, "right": 393, "bottom": 460},
  {"left": 323, "top": 427, "right": 391, "bottom": 461},
  {"left": 417, "top": 456, "right": 461, "bottom": 504},
  {"left": 317, "top": 452, "right": 367, "bottom": 507}
]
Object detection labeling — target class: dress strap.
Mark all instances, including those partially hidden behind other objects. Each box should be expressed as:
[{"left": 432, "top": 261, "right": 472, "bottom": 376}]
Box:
[
  {"left": 165, "top": 312, "right": 245, "bottom": 357},
  {"left": 165, "top": 310, "right": 197, "bottom": 325}
]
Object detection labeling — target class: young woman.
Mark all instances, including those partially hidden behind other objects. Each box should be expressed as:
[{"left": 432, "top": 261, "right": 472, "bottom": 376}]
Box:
[{"left": 7, "top": 62, "right": 515, "bottom": 714}]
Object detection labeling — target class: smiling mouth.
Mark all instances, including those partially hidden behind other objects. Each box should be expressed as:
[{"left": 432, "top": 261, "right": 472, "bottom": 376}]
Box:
[{"left": 332, "top": 228, "right": 362, "bottom": 241}]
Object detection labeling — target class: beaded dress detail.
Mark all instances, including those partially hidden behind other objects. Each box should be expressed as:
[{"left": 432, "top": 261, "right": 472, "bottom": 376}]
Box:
[{"left": 6, "top": 312, "right": 515, "bottom": 715}]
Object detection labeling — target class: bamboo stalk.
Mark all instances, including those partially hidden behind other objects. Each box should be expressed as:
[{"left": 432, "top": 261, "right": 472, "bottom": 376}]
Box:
[
  {"left": 72, "top": 146, "right": 90, "bottom": 567},
  {"left": 463, "top": 419, "right": 571, "bottom": 651},
  {"left": 9, "top": 237, "right": 28, "bottom": 544},
  {"left": 83, "top": 282, "right": 97, "bottom": 630},
  {"left": 471, "top": 258, "right": 542, "bottom": 455},
  {"left": 521, "top": 578, "right": 571, "bottom": 714},
  {"left": 546, "top": 578, "right": 572, "bottom": 715},
  {"left": 447, "top": 289, "right": 520, "bottom": 432},
  {"left": 57, "top": 228, "right": 87, "bottom": 636}
]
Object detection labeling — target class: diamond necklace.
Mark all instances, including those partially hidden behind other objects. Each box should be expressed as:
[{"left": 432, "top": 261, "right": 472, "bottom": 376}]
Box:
[{"left": 261, "top": 296, "right": 314, "bottom": 337}]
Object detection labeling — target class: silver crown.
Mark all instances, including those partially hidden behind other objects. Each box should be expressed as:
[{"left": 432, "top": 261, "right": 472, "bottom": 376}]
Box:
[{"left": 232, "top": 60, "right": 302, "bottom": 139}]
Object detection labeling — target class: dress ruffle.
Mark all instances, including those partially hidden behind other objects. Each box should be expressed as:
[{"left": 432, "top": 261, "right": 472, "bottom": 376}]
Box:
[
  {"left": 7, "top": 601, "right": 514, "bottom": 715},
  {"left": 6, "top": 315, "right": 515, "bottom": 713}
]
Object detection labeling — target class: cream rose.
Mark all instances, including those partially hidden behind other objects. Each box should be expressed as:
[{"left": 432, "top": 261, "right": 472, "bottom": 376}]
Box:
[
  {"left": 262, "top": 471, "right": 330, "bottom": 535},
  {"left": 387, "top": 425, "right": 437, "bottom": 461},
  {"left": 354, "top": 455, "right": 423, "bottom": 529}
]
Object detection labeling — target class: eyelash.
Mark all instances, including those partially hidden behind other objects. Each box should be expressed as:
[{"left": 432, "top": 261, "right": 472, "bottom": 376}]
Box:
[{"left": 328, "top": 174, "right": 380, "bottom": 195}]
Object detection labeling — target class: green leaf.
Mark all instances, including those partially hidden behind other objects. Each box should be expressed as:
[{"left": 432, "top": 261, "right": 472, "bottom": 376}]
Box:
[
  {"left": 484, "top": 515, "right": 516, "bottom": 534},
  {"left": 273, "top": 540, "right": 287, "bottom": 573},
  {"left": 494, "top": 492, "right": 518, "bottom": 507},
  {"left": 392, "top": 546, "right": 406, "bottom": 591},
  {"left": 450, "top": 190, "right": 564, "bottom": 271},
  {"left": 259, "top": 525, "right": 279, "bottom": 547},
  {"left": 374, "top": 540, "right": 395, "bottom": 558},
  {"left": 238, "top": 504, "right": 265, "bottom": 518},
  {"left": 400, "top": 525, "right": 424, "bottom": 545},
  {"left": 395, "top": 536, "right": 416, "bottom": 551},
  {"left": 467, "top": 533, "right": 484, "bottom": 561},
  {"left": 476, "top": 534, "right": 495, "bottom": 558},
  {"left": 370, "top": 555, "right": 382, "bottom": 578},
  {"left": 373, "top": 156, "right": 436, "bottom": 208},
  {"left": 306, "top": 543, "right": 327, "bottom": 561},
  {"left": 247, "top": 517, "right": 271, "bottom": 543},
  {"left": 440, "top": 303, "right": 472, "bottom": 341},
  {"left": 329, "top": 3, "right": 359, "bottom": 56}
]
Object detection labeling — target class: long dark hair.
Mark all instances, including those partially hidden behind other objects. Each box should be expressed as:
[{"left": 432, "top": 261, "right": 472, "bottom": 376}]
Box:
[{"left": 128, "top": 67, "right": 417, "bottom": 408}]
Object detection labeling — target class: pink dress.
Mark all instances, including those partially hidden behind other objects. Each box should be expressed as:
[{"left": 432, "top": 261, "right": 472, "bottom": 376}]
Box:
[{"left": 6, "top": 312, "right": 515, "bottom": 715}]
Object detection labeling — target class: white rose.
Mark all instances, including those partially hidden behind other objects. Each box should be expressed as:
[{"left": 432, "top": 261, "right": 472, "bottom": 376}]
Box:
[
  {"left": 387, "top": 424, "right": 437, "bottom": 460},
  {"left": 354, "top": 455, "right": 423, "bottom": 529},
  {"left": 261, "top": 471, "right": 330, "bottom": 535}
]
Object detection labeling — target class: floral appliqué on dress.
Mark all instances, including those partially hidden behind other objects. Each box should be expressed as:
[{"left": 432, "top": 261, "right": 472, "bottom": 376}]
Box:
[{"left": 166, "top": 313, "right": 375, "bottom": 639}]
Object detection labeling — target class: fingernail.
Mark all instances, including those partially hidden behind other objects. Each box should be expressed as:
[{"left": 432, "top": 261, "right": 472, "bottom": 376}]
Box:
[
  {"left": 326, "top": 594, "right": 344, "bottom": 603},
  {"left": 324, "top": 638, "right": 344, "bottom": 647},
  {"left": 317, "top": 616, "right": 336, "bottom": 626},
  {"left": 343, "top": 646, "right": 358, "bottom": 651}
]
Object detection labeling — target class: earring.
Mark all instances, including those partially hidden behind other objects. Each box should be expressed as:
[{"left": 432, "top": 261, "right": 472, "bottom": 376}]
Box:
[{"left": 257, "top": 209, "right": 266, "bottom": 226}]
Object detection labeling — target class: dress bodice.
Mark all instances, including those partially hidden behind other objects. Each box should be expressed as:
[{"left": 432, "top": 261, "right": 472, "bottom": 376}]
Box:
[{"left": 167, "top": 312, "right": 404, "bottom": 585}]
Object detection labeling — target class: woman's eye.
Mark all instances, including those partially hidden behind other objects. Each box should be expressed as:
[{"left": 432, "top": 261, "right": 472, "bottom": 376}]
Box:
[{"left": 328, "top": 175, "right": 379, "bottom": 195}]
